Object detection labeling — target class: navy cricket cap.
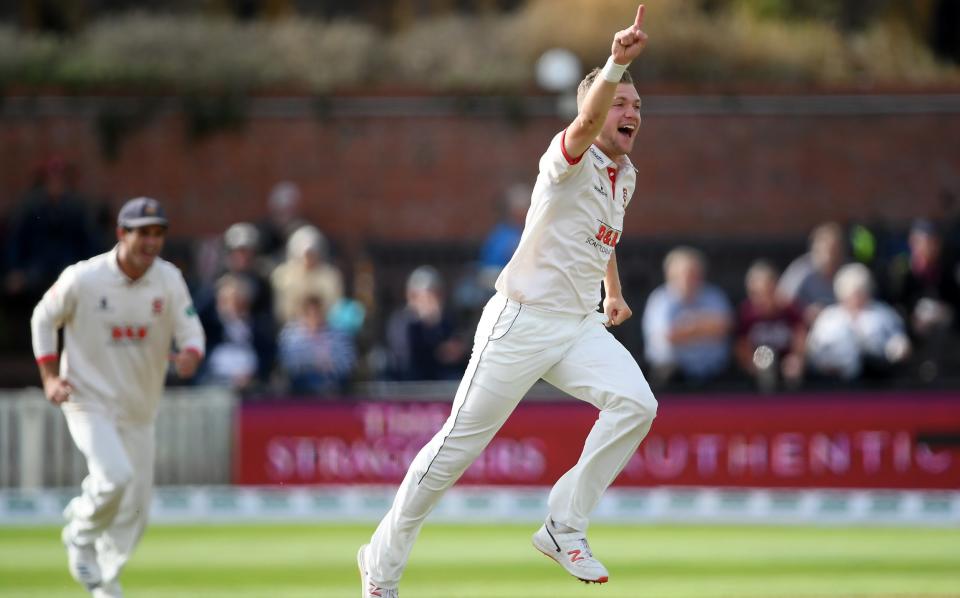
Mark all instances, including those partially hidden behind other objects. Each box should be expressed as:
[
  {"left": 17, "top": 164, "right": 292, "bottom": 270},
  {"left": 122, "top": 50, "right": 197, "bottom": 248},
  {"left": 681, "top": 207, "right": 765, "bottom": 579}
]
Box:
[{"left": 117, "top": 197, "right": 168, "bottom": 229}]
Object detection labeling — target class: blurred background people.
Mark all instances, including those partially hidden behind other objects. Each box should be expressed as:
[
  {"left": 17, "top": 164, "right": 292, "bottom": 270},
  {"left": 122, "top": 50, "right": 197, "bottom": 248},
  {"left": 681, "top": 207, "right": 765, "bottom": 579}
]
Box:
[
  {"left": 734, "top": 260, "right": 806, "bottom": 391},
  {"left": 196, "top": 222, "right": 275, "bottom": 326},
  {"left": 806, "top": 263, "right": 911, "bottom": 381},
  {"left": 4, "top": 157, "right": 98, "bottom": 301},
  {"left": 199, "top": 274, "right": 276, "bottom": 392},
  {"left": 386, "top": 265, "right": 468, "bottom": 381},
  {"left": 478, "top": 183, "right": 531, "bottom": 286},
  {"left": 278, "top": 294, "right": 356, "bottom": 395},
  {"left": 257, "top": 181, "right": 308, "bottom": 268},
  {"left": 454, "top": 183, "right": 532, "bottom": 328},
  {"left": 271, "top": 224, "right": 344, "bottom": 326},
  {"left": 884, "top": 218, "right": 960, "bottom": 380},
  {"left": 777, "top": 222, "right": 847, "bottom": 324},
  {"left": 642, "top": 247, "right": 733, "bottom": 386}
]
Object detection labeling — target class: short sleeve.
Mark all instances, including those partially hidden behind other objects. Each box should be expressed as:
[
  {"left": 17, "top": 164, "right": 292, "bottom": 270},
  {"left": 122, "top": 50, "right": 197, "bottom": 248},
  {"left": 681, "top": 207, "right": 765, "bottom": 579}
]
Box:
[{"left": 539, "top": 129, "right": 588, "bottom": 184}]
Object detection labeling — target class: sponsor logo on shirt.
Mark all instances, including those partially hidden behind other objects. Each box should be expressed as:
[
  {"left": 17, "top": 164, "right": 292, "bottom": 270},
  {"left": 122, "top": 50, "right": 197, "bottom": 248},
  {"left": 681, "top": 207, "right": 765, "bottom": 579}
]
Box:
[
  {"left": 588, "top": 146, "right": 606, "bottom": 166},
  {"left": 98, "top": 296, "right": 110, "bottom": 311},
  {"left": 595, "top": 221, "right": 621, "bottom": 248},
  {"left": 152, "top": 298, "right": 164, "bottom": 315},
  {"left": 592, "top": 184, "right": 609, "bottom": 198},
  {"left": 111, "top": 324, "right": 150, "bottom": 343},
  {"left": 585, "top": 220, "right": 621, "bottom": 256}
]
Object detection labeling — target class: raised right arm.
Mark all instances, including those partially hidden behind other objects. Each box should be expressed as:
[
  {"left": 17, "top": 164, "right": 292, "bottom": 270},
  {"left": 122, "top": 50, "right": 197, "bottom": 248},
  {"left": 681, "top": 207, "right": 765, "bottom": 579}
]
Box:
[{"left": 562, "top": 4, "right": 648, "bottom": 159}]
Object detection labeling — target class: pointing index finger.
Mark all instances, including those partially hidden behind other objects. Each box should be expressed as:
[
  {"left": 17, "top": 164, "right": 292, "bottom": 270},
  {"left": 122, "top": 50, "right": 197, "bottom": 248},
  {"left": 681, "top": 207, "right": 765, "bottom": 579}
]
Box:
[{"left": 634, "top": 4, "right": 645, "bottom": 29}]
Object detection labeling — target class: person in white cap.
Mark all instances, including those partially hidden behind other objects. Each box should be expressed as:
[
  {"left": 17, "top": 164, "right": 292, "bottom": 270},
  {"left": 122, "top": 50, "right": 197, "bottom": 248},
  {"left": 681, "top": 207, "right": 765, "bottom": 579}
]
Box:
[
  {"left": 358, "top": 5, "right": 653, "bottom": 597},
  {"left": 31, "top": 196, "right": 205, "bottom": 598}
]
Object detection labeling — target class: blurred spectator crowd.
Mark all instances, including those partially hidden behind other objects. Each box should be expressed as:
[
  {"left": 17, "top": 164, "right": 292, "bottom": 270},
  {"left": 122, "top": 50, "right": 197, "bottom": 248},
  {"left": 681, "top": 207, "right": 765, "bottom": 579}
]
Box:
[{"left": 3, "top": 161, "right": 960, "bottom": 396}]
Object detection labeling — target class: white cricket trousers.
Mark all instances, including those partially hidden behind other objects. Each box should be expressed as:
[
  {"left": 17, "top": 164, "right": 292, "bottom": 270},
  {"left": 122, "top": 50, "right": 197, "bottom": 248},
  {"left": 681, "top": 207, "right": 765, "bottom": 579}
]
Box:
[
  {"left": 367, "top": 293, "right": 658, "bottom": 587},
  {"left": 62, "top": 407, "right": 155, "bottom": 584}
]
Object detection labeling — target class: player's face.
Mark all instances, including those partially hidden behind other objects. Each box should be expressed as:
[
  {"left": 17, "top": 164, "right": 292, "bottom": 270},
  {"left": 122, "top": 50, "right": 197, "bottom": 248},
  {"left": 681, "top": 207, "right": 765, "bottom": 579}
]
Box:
[
  {"left": 117, "top": 225, "right": 166, "bottom": 276},
  {"left": 598, "top": 84, "right": 642, "bottom": 158}
]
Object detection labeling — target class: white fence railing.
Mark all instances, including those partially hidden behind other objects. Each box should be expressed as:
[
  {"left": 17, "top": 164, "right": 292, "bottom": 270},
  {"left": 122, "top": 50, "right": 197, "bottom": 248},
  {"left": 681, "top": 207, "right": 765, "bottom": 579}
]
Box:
[{"left": 0, "top": 387, "right": 236, "bottom": 489}]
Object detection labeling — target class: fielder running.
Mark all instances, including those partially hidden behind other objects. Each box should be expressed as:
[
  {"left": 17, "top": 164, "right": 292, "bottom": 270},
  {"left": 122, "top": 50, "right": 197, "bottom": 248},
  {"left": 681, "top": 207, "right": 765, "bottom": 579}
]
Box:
[
  {"left": 31, "top": 197, "right": 205, "bottom": 598},
  {"left": 358, "top": 6, "right": 654, "bottom": 596}
]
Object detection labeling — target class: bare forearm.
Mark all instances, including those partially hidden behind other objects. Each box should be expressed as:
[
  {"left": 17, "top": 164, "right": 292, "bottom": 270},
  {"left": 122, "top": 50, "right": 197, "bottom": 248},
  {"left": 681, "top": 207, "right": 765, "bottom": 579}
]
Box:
[
  {"left": 604, "top": 253, "right": 623, "bottom": 299},
  {"left": 564, "top": 5, "right": 648, "bottom": 157},
  {"left": 37, "top": 359, "right": 59, "bottom": 384},
  {"left": 576, "top": 80, "right": 620, "bottom": 142}
]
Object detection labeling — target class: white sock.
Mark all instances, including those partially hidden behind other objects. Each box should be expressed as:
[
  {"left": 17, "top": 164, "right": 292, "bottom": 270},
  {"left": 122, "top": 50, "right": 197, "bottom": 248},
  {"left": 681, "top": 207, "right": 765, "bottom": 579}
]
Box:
[{"left": 550, "top": 517, "right": 579, "bottom": 534}]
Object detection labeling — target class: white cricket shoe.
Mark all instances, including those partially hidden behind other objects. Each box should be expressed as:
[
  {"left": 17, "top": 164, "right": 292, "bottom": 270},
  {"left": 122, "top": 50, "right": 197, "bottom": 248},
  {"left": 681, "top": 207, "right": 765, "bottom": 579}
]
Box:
[
  {"left": 92, "top": 580, "right": 123, "bottom": 598},
  {"left": 357, "top": 544, "right": 399, "bottom": 598},
  {"left": 61, "top": 527, "right": 102, "bottom": 590},
  {"left": 532, "top": 518, "right": 609, "bottom": 584}
]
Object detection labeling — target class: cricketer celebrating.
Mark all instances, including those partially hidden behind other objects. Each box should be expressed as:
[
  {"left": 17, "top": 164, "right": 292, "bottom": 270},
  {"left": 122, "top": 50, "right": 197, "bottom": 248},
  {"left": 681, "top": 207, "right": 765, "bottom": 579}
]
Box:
[
  {"left": 358, "top": 5, "right": 655, "bottom": 597},
  {"left": 31, "top": 197, "right": 205, "bottom": 598}
]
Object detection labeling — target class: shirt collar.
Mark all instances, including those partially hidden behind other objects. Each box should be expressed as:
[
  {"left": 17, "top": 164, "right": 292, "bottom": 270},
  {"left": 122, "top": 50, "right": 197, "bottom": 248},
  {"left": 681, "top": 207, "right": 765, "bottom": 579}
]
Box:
[
  {"left": 587, "top": 145, "right": 636, "bottom": 173},
  {"left": 108, "top": 245, "right": 154, "bottom": 284}
]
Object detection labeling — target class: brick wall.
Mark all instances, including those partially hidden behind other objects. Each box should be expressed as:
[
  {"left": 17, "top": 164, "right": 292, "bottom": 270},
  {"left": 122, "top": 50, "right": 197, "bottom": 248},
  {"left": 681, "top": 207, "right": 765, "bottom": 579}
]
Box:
[{"left": 1, "top": 94, "right": 958, "bottom": 244}]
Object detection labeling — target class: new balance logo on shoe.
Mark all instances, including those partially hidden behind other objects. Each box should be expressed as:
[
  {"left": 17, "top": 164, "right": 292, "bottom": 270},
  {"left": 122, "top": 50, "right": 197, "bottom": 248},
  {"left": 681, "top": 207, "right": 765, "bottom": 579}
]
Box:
[{"left": 532, "top": 517, "right": 610, "bottom": 585}]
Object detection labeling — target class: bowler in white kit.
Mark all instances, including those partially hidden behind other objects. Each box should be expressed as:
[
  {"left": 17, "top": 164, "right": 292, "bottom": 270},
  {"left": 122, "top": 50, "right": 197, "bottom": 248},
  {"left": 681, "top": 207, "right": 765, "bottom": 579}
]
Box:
[
  {"left": 31, "top": 197, "right": 205, "bottom": 598},
  {"left": 358, "top": 5, "right": 655, "bottom": 596}
]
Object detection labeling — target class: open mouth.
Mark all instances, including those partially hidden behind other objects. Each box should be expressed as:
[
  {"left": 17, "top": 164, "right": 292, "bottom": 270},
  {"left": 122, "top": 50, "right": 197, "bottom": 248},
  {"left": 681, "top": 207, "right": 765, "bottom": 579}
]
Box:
[{"left": 616, "top": 123, "right": 636, "bottom": 140}]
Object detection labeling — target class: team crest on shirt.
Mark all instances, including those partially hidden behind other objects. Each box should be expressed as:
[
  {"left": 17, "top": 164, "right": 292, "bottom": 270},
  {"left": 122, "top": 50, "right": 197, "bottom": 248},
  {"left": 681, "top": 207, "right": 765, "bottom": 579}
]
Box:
[{"left": 152, "top": 298, "right": 164, "bottom": 315}]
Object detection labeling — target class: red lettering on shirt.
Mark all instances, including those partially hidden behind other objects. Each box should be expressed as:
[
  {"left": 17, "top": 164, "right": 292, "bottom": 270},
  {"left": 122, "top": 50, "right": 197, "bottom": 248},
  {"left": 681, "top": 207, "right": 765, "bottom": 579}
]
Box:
[{"left": 595, "top": 223, "right": 621, "bottom": 248}]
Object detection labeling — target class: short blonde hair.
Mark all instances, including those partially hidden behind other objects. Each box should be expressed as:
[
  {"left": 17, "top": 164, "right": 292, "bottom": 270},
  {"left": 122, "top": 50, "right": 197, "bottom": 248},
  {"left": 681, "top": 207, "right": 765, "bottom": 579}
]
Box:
[
  {"left": 576, "top": 67, "right": 634, "bottom": 109},
  {"left": 833, "top": 263, "right": 873, "bottom": 302}
]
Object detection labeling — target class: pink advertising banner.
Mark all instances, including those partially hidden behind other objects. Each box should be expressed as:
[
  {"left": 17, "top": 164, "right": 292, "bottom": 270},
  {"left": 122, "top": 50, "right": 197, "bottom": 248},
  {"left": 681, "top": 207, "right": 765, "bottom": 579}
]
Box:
[{"left": 234, "top": 393, "right": 960, "bottom": 489}]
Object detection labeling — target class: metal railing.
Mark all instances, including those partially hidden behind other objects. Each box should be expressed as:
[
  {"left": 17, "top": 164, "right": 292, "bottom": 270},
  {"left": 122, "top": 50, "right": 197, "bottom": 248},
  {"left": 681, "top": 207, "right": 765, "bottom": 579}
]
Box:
[{"left": 0, "top": 387, "right": 236, "bottom": 489}]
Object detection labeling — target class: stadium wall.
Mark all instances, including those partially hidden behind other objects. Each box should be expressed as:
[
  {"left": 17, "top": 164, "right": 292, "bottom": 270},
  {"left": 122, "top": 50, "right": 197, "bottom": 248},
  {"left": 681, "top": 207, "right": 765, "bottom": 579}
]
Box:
[
  {"left": 2, "top": 388, "right": 958, "bottom": 525},
  {"left": 1, "top": 94, "right": 958, "bottom": 240}
]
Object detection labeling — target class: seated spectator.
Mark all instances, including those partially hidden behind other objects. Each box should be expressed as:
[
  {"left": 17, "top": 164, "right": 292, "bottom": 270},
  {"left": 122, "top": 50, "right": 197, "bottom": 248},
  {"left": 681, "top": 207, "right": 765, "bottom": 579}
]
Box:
[
  {"left": 885, "top": 219, "right": 960, "bottom": 379},
  {"left": 271, "top": 224, "right": 344, "bottom": 325},
  {"left": 195, "top": 222, "right": 275, "bottom": 325},
  {"left": 199, "top": 274, "right": 276, "bottom": 391},
  {"left": 807, "top": 263, "right": 911, "bottom": 381},
  {"left": 735, "top": 261, "right": 806, "bottom": 391},
  {"left": 386, "top": 265, "right": 468, "bottom": 381},
  {"left": 777, "top": 221, "right": 847, "bottom": 324},
  {"left": 278, "top": 295, "right": 357, "bottom": 395},
  {"left": 642, "top": 247, "right": 733, "bottom": 385}
]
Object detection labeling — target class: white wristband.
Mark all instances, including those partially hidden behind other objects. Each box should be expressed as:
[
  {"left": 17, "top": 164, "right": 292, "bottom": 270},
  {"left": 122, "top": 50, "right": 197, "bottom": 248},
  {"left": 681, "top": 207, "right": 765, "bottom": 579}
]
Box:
[{"left": 600, "top": 56, "right": 627, "bottom": 83}]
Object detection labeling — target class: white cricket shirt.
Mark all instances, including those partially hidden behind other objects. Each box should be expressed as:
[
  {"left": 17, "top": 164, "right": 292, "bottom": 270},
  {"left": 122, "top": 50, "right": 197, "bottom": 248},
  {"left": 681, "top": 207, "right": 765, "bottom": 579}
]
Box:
[
  {"left": 496, "top": 129, "right": 637, "bottom": 315},
  {"left": 31, "top": 247, "right": 205, "bottom": 424}
]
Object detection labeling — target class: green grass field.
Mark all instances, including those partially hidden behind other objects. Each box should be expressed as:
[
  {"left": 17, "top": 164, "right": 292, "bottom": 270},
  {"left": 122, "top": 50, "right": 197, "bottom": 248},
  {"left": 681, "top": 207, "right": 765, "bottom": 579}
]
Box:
[{"left": 1, "top": 523, "right": 958, "bottom": 597}]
